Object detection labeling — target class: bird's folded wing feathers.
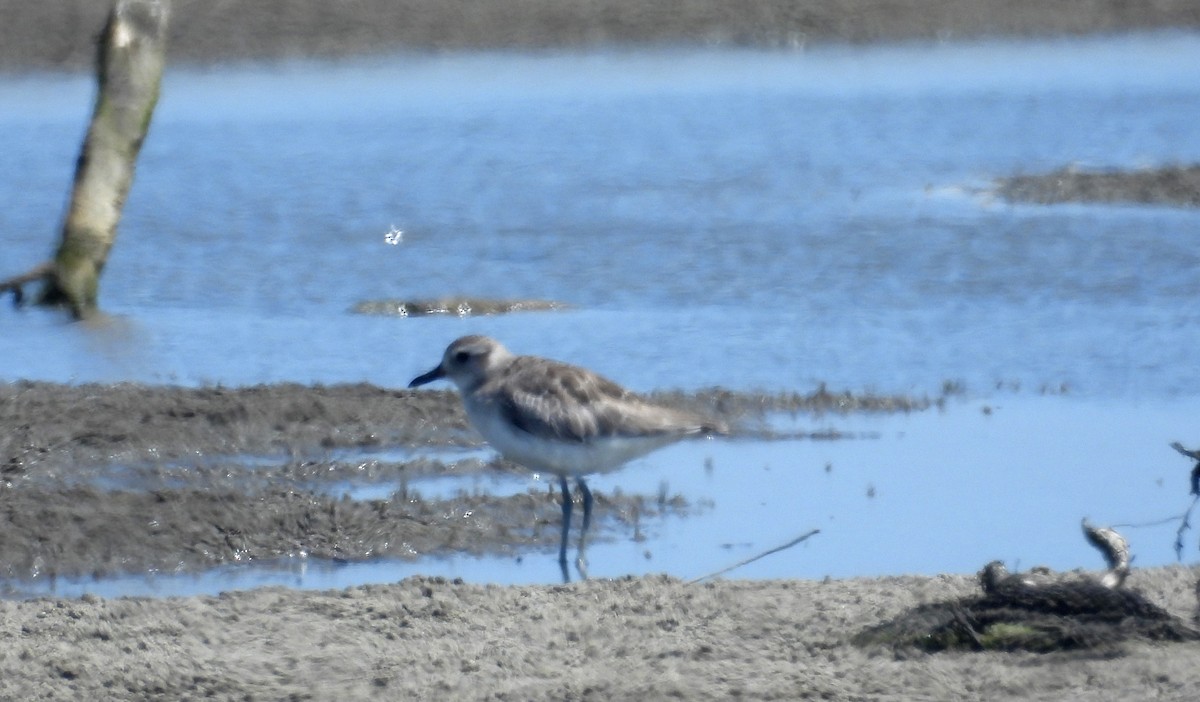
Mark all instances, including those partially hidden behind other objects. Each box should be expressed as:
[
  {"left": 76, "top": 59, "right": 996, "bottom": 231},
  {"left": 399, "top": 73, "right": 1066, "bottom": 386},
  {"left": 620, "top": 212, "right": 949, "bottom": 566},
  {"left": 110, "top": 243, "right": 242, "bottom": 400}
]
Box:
[{"left": 494, "top": 362, "right": 711, "bottom": 443}]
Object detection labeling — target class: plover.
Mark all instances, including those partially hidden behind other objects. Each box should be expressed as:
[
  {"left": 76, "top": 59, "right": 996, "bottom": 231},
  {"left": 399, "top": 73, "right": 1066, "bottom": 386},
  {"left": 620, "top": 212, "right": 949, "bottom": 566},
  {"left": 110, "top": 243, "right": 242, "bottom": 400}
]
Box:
[{"left": 409, "top": 334, "right": 726, "bottom": 579}]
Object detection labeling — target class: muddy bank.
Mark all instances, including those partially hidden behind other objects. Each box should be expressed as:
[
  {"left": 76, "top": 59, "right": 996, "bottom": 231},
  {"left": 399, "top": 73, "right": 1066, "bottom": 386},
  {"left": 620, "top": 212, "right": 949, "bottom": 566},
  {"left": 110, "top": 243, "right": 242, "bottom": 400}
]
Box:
[
  {"left": 2, "top": 384, "right": 1198, "bottom": 700},
  {"left": 0, "top": 380, "right": 929, "bottom": 583},
  {"left": 3, "top": 0, "right": 1200, "bottom": 71},
  {"left": 0, "top": 567, "right": 1196, "bottom": 699},
  {"left": 0, "top": 483, "right": 686, "bottom": 584},
  {"left": 0, "top": 380, "right": 931, "bottom": 471},
  {"left": 996, "top": 164, "right": 1200, "bottom": 208}
]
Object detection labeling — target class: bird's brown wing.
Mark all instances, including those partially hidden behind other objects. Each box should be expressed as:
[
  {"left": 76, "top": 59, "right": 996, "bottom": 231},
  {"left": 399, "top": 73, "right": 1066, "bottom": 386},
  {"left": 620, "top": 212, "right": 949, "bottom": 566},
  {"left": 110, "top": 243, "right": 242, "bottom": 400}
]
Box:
[{"left": 490, "top": 358, "right": 709, "bottom": 443}]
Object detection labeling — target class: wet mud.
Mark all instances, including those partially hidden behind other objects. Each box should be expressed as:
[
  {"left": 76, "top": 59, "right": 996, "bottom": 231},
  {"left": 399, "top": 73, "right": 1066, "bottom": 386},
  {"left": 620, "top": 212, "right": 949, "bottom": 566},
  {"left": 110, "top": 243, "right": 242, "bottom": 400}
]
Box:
[
  {"left": 996, "top": 165, "right": 1200, "bottom": 208},
  {"left": 0, "top": 380, "right": 927, "bottom": 585},
  {"left": 3, "top": 0, "right": 1199, "bottom": 72},
  {"left": 7, "top": 382, "right": 1199, "bottom": 700}
]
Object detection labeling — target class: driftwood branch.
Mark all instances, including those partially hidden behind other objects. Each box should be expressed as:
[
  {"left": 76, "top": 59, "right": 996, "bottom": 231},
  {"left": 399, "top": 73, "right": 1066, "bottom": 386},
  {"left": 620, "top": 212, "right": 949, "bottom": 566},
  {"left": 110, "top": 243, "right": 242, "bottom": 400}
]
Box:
[
  {"left": 687, "top": 529, "right": 820, "bottom": 584},
  {"left": 1169, "top": 442, "right": 1200, "bottom": 558},
  {"left": 1173, "top": 495, "right": 1200, "bottom": 561},
  {"left": 1170, "top": 442, "right": 1200, "bottom": 495},
  {"left": 0, "top": 262, "right": 54, "bottom": 306},
  {"left": 1081, "top": 519, "right": 1131, "bottom": 588},
  {"left": 1116, "top": 444, "right": 1200, "bottom": 559},
  {"left": 33, "top": 0, "right": 168, "bottom": 319}
]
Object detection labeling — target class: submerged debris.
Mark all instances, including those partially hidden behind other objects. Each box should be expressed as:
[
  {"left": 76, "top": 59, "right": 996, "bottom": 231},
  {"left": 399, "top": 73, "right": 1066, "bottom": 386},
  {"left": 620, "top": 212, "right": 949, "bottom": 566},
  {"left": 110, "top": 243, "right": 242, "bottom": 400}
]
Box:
[{"left": 350, "top": 297, "right": 569, "bottom": 317}]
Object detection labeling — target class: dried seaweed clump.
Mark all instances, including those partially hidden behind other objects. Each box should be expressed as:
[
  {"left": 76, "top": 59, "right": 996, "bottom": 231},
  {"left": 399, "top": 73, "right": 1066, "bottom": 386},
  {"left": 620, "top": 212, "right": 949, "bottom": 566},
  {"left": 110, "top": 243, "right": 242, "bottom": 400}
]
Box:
[{"left": 855, "top": 561, "right": 1200, "bottom": 654}]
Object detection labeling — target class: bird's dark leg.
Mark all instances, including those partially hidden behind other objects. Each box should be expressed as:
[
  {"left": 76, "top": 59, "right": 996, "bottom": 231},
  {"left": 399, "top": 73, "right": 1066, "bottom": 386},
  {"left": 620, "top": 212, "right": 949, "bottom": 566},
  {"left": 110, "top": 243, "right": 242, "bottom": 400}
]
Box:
[
  {"left": 575, "top": 478, "right": 593, "bottom": 579},
  {"left": 558, "top": 475, "right": 572, "bottom": 583}
]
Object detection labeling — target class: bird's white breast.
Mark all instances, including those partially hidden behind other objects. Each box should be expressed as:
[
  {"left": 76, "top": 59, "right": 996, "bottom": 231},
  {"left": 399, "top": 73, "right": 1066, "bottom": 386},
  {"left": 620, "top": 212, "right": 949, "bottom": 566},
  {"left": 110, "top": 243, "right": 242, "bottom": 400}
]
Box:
[{"left": 463, "top": 401, "right": 681, "bottom": 477}]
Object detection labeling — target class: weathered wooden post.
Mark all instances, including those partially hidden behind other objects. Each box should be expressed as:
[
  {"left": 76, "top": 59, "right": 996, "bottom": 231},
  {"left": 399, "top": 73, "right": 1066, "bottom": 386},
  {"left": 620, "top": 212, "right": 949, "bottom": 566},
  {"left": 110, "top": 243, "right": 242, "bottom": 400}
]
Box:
[{"left": 37, "top": 0, "right": 169, "bottom": 319}]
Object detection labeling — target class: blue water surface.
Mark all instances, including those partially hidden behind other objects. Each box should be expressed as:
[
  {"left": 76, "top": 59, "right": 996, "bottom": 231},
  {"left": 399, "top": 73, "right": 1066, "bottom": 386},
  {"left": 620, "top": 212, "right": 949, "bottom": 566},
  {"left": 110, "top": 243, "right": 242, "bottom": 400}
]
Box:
[{"left": 1, "top": 33, "right": 1199, "bottom": 596}]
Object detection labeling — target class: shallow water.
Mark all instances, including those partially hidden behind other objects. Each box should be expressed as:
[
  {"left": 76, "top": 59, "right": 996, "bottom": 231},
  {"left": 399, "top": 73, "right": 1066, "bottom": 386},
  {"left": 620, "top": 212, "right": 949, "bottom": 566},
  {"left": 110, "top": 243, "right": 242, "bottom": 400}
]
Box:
[
  {"left": 2, "top": 33, "right": 1199, "bottom": 596},
  {"left": 12, "top": 395, "right": 1199, "bottom": 599}
]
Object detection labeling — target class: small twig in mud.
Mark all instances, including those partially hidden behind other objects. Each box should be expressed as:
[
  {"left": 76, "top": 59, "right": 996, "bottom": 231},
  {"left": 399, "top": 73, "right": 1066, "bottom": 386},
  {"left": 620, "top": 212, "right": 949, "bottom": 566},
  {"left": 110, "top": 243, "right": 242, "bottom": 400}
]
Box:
[
  {"left": 687, "top": 529, "right": 820, "bottom": 585},
  {"left": 1170, "top": 442, "right": 1200, "bottom": 559},
  {"left": 949, "top": 604, "right": 984, "bottom": 651},
  {"left": 1117, "top": 444, "right": 1200, "bottom": 560},
  {"left": 1111, "top": 499, "right": 1200, "bottom": 562},
  {"left": 1174, "top": 495, "right": 1200, "bottom": 561}
]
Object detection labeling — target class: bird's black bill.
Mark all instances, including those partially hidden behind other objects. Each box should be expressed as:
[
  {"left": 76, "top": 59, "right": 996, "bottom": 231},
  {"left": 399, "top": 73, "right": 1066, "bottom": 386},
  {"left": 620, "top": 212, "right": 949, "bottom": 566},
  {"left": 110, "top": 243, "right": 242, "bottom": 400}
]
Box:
[{"left": 408, "top": 365, "right": 446, "bottom": 388}]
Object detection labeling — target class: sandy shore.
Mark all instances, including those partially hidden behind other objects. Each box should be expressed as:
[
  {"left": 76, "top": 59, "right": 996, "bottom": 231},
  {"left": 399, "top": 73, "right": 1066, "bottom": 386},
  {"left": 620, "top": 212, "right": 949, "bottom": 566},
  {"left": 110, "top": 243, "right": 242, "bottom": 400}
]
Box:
[{"left": 1, "top": 566, "right": 1198, "bottom": 699}]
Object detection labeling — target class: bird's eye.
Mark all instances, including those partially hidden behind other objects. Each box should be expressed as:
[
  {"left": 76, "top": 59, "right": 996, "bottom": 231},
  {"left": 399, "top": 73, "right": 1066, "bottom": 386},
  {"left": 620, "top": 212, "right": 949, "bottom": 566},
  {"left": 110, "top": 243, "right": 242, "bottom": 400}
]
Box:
[{"left": 454, "top": 351, "right": 470, "bottom": 364}]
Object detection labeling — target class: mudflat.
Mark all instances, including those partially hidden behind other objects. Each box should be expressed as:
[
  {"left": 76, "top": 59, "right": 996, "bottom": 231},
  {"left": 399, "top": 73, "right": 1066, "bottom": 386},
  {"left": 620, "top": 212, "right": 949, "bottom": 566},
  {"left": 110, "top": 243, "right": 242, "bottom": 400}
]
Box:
[
  {"left": 3, "top": 381, "right": 1200, "bottom": 699},
  {"left": 0, "top": 381, "right": 927, "bottom": 582},
  {"left": 1, "top": 561, "right": 1198, "bottom": 699},
  {"left": 1, "top": 0, "right": 1199, "bottom": 71}
]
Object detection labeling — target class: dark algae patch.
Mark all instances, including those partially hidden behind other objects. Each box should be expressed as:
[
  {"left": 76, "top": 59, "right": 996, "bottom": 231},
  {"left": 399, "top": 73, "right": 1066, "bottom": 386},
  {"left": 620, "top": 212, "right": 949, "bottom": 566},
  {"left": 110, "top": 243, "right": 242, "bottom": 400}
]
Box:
[{"left": 855, "top": 561, "right": 1200, "bottom": 654}]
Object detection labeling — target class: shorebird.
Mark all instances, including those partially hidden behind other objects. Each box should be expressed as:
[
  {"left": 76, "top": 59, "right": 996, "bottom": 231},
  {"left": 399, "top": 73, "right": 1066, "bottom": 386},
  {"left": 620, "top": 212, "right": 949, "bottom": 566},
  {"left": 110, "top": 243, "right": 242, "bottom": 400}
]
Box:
[{"left": 408, "top": 334, "right": 726, "bottom": 580}]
